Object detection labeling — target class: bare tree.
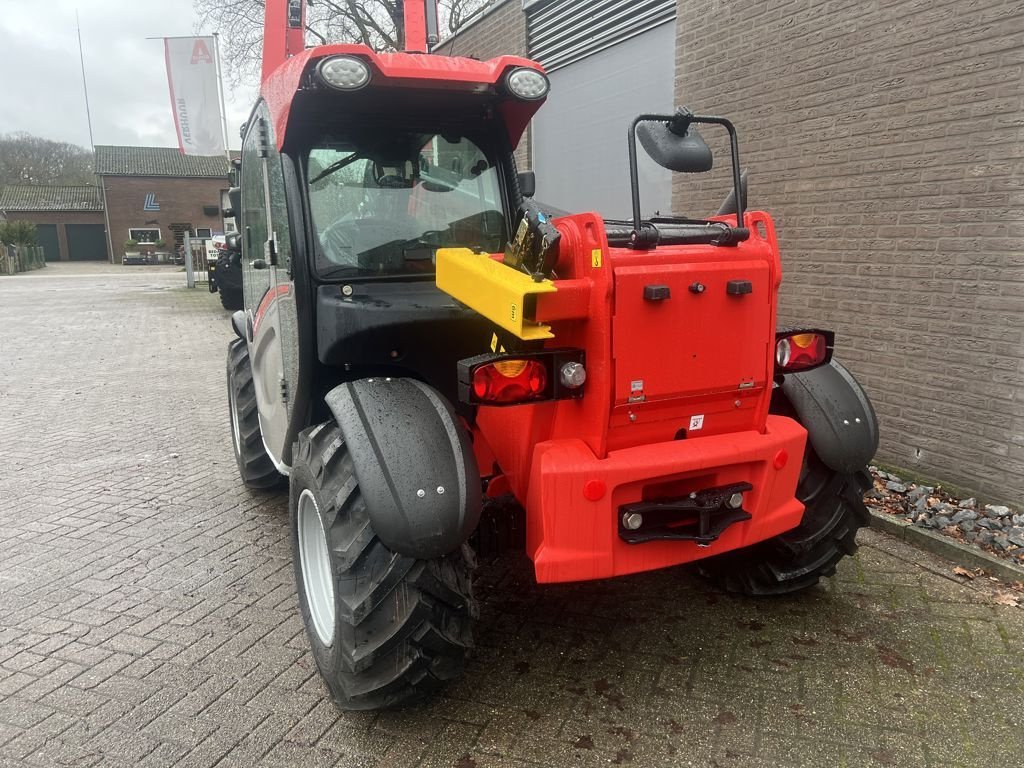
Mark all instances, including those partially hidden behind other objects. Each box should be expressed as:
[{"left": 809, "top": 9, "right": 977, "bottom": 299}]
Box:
[
  {"left": 0, "top": 133, "right": 94, "bottom": 187},
  {"left": 195, "top": 0, "right": 494, "bottom": 89}
]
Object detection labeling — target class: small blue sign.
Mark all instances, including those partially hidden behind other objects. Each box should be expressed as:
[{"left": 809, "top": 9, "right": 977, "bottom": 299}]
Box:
[{"left": 143, "top": 193, "right": 160, "bottom": 211}]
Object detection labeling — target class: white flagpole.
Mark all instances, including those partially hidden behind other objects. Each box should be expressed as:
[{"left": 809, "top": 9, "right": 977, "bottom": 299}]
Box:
[
  {"left": 75, "top": 10, "right": 95, "bottom": 150},
  {"left": 213, "top": 32, "right": 232, "bottom": 162}
]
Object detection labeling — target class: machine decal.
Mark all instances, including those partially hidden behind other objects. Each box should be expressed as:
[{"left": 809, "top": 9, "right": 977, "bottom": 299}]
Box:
[{"left": 252, "top": 283, "right": 290, "bottom": 335}]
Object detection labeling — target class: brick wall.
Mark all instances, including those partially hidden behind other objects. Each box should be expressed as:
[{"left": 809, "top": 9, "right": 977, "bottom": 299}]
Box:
[
  {"left": 2, "top": 211, "right": 106, "bottom": 261},
  {"left": 102, "top": 176, "right": 227, "bottom": 259},
  {"left": 435, "top": 0, "right": 532, "bottom": 169},
  {"left": 675, "top": 0, "right": 1024, "bottom": 503}
]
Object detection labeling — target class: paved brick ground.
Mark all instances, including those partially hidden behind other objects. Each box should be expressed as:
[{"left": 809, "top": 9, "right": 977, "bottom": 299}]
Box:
[{"left": 1, "top": 263, "right": 1022, "bottom": 768}]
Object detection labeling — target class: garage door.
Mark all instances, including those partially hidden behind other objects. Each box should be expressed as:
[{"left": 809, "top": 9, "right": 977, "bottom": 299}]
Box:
[
  {"left": 66, "top": 224, "right": 108, "bottom": 261},
  {"left": 528, "top": 0, "right": 676, "bottom": 219},
  {"left": 36, "top": 224, "right": 60, "bottom": 261}
]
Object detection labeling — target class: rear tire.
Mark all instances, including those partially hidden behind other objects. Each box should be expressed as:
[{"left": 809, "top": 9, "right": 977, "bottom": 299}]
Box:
[
  {"left": 226, "top": 339, "right": 282, "bottom": 489},
  {"left": 215, "top": 254, "right": 243, "bottom": 311},
  {"left": 290, "top": 421, "right": 476, "bottom": 710},
  {"left": 219, "top": 287, "right": 243, "bottom": 311},
  {"left": 697, "top": 450, "right": 870, "bottom": 595}
]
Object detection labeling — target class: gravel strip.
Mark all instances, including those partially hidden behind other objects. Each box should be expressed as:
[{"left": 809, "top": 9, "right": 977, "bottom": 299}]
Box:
[{"left": 866, "top": 466, "right": 1024, "bottom": 567}]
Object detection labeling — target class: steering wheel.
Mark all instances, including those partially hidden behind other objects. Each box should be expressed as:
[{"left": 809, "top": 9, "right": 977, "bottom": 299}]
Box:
[
  {"left": 321, "top": 220, "right": 356, "bottom": 265},
  {"left": 376, "top": 174, "right": 411, "bottom": 189}
]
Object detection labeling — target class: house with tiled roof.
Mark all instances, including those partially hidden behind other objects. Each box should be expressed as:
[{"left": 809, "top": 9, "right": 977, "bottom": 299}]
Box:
[
  {"left": 0, "top": 185, "right": 107, "bottom": 261},
  {"left": 95, "top": 145, "right": 233, "bottom": 262}
]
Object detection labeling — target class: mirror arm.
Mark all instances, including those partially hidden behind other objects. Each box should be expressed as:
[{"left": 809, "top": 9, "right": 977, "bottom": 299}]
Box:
[
  {"left": 626, "top": 113, "right": 746, "bottom": 249},
  {"left": 626, "top": 114, "right": 664, "bottom": 248}
]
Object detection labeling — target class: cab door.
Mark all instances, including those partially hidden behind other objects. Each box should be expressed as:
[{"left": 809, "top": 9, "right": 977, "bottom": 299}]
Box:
[{"left": 240, "top": 106, "right": 294, "bottom": 468}]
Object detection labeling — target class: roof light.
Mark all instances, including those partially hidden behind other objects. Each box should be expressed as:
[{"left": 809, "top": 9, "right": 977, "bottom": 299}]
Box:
[
  {"left": 506, "top": 67, "right": 549, "bottom": 100},
  {"left": 317, "top": 56, "right": 371, "bottom": 91}
]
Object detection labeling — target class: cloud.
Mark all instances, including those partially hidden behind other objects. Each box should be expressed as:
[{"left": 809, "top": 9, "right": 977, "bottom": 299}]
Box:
[{"left": 0, "top": 0, "right": 257, "bottom": 149}]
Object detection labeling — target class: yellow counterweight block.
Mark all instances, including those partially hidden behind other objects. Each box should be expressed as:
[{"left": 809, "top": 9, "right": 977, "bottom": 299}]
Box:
[{"left": 435, "top": 248, "right": 557, "bottom": 341}]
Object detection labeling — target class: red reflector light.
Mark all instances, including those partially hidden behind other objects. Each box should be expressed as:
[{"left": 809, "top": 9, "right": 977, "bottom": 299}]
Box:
[
  {"left": 472, "top": 359, "right": 548, "bottom": 404},
  {"left": 775, "top": 332, "right": 828, "bottom": 372}
]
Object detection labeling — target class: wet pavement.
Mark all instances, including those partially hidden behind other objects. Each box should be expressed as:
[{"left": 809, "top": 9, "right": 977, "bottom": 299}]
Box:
[{"left": 1, "top": 263, "right": 1022, "bottom": 767}]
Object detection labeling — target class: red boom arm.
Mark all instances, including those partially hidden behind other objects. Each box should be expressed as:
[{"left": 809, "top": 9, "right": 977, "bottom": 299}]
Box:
[
  {"left": 262, "top": 1, "right": 441, "bottom": 83},
  {"left": 262, "top": 0, "right": 307, "bottom": 84}
]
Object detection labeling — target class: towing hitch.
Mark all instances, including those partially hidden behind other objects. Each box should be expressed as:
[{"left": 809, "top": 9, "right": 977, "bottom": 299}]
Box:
[{"left": 618, "top": 482, "right": 753, "bottom": 547}]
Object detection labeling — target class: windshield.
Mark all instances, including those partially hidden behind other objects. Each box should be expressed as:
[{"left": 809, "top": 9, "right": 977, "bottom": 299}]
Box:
[{"left": 307, "top": 133, "right": 507, "bottom": 278}]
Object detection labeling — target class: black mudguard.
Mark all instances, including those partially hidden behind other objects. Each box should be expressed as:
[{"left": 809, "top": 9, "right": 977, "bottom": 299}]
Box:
[
  {"left": 230, "top": 310, "right": 246, "bottom": 341},
  {"left": 324, "top": 378, "right": 481, "bottom": 560},
  {"left": 779, "top": 360, "right": 879, "bottom": 474}
]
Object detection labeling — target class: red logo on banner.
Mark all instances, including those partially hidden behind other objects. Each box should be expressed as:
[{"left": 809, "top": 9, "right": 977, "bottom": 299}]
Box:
[{"left": 190, "top": 39, "right": 213, "bottom": 65}]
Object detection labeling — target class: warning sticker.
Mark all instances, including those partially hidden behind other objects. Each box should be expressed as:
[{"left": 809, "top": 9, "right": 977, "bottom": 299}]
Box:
[
  {"left": 591, "top": 248, "right": 603, "bottom": 268},
  {"left": 689, "top": 414, "right": 705, "bottom": 431}
]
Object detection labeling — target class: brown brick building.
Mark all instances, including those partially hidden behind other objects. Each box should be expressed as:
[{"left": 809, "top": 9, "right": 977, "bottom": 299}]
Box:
[
  {"left": 95, "top": 146, "right": 231, "bottom": 261},
  {"left": 440, "top": 0, "right": 1024, "bottom": 503},
  {"left": 0, "top": 186, "right": 107, "bottom": 261}
]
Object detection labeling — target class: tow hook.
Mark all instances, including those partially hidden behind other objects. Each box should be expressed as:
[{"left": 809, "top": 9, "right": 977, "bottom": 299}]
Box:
[{"left": 618, "top": 482, "right": 753, "bottom": 546}]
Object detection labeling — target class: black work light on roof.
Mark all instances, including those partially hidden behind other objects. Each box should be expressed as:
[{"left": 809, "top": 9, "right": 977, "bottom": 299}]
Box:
[{"left": 317, "top": 55, "right": 371, "bottom": 91}]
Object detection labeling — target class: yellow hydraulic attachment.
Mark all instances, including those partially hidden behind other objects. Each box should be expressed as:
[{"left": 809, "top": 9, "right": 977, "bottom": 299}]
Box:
[{"left": 435, "top": 248, "right": 557, "bottom": 341}]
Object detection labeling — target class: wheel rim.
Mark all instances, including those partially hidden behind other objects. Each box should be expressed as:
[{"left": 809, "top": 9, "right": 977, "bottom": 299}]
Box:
[
  {"left": 297, "top": 489, "right": 336, "bottom": 647},
  {"left": 228, "top": 380, "right": 242, "bottom": 458}
]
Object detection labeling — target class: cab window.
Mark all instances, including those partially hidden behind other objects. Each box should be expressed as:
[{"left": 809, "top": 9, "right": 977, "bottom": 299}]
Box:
[{"left": 307, "top": 133, "right": 506, "bottom": 278}]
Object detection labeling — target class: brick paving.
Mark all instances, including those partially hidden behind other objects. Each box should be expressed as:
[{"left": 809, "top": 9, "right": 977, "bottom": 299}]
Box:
[{"left": 1, "top": 263, "right": 1022, "bottom": 768}]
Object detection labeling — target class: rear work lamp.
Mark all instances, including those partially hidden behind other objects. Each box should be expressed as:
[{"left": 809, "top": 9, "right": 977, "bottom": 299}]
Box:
[
  {"left": 505, "top": 67, "right": 549, "bottom": 100},
  {"left": 317, "top": 55, "right": 371, "bottom": 91}
]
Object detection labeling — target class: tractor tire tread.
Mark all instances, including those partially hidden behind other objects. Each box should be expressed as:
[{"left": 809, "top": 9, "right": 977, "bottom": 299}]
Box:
[
  {"left": 292, "top": 422, "right": 475, "bottom": 710},
  {"left": 227, "top": 339, "right": 281, "bottom": 489},
  {"left": 697, "top": 459, "right": 870, "bottom": 596}
]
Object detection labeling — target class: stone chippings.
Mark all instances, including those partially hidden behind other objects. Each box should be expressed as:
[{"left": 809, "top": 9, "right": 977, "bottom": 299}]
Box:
[
  {"left": 0, "top": 264, "right": 1022, "bottom": 768},
  {"left": 867, "top": 467, "right": 1024, "bottom": 564}
]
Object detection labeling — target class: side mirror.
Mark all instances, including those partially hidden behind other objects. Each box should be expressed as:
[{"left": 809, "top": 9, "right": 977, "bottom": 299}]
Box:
[
  {"left": 518, "top": 171, "right": 536, "bottom": 198},
  {"left": 636, "top": 111, "right": 713, "bottom": 173},
  {"left": 716, "top": 169, "right": 749, "bottom": 216},
  {"left": 227, "top": 187, "right": 241, "bottom": 219}
]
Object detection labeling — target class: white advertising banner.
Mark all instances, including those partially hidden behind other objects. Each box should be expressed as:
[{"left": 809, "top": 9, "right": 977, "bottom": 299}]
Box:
[{"left": 164, "top": 36, "right": 224, "bottom": 156}]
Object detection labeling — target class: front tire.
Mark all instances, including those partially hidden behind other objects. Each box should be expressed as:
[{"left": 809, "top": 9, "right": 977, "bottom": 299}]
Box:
[
  {"left": 698, "top": 450, "right": 870, "bottom": 595},
  {"left": 290, "top": 421, "right": 476, "bottom": 710},
  {"left": 226, "top": 339, "right": 282, "bottom": 489}
]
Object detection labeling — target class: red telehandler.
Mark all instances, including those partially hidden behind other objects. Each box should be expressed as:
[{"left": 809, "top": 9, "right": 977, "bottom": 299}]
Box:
[{"left": 225, "top": 0, "right": 878, "bottom": 709}]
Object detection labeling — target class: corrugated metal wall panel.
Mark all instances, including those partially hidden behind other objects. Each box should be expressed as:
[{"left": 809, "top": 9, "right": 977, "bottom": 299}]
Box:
[
  {"left": 527, "top": 0, "right": 675, "bottom": 71},
  {"left": 532, "top": 23, "right": 675, "bottom": 219}
]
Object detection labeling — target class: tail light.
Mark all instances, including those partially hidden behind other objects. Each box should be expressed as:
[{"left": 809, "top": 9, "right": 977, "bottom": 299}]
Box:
[
  {"left": 473, "top": 359, "right": 547, "bottom": 404},
  {"left": 775, "top": 329, "right": 833, "bottom": 373},
  {"left": 458, "top": 349, "right": 585, "bottom": 406}
]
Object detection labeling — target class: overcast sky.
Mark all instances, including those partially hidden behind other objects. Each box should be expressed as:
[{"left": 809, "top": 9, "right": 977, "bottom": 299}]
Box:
[{"left": 0, "top": 0, "right": 258, "bottom": 150}]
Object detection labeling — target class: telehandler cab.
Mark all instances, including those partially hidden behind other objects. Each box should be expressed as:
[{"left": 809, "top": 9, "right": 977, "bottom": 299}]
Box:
[{"left": 226, "top": 0, "right": 878, "bottom": 710}]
